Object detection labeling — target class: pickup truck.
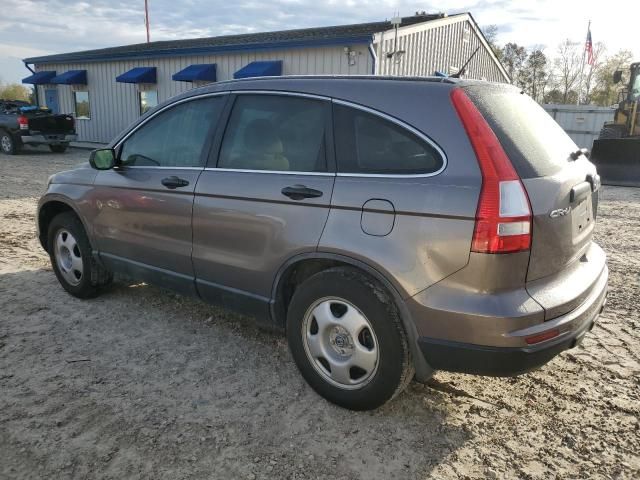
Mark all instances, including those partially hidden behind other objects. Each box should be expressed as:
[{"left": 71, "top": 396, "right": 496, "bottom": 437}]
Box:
[{"left": 0, "top": 100, "right": 77, "bottom": 154}]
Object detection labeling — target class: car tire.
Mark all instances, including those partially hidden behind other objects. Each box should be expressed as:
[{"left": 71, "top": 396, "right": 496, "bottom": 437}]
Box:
[
  {"left": 0, "top": 131, "right": 19, "bottom": 155},
  {"left": 49, "top": 144, "right": 68, "bottom": 153},
  {"left": 47, "top": 212, "right": 113, "bottom": 298},
  {"left": 286, "top": 267, "right": 414, "bottom": 410}
]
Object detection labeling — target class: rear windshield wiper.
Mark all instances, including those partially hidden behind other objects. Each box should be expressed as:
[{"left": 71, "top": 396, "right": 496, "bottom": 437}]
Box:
[{"left": 569, "top": 148, "right": 590, "bottom": 161}]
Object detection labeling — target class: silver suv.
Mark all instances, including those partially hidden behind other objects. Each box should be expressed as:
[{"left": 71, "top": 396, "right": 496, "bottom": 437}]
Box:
[{"left": 37, "top": 77, "right": 608, "bottom": 410}]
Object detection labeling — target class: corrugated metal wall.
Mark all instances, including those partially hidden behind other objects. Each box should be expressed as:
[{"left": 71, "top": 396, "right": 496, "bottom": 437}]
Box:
[
  {"left": 35, "top": 45, "right": 372, "bottom": 143},
  {"left": 543, "top": 104, "right": 616, "bottom": 148},
  {"left": 373, "top": 16, "right": 507, "bottom": 83}
]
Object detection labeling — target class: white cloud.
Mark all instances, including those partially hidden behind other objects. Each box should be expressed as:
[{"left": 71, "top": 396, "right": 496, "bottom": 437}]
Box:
[{"left": 0, "top": 0, "right": 637, "bottom": 84}]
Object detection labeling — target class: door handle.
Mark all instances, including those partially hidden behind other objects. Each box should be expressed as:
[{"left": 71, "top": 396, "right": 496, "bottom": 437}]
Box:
[
  {"left": 161, "top": 176, "right": 190, "bottom": 189},
  {"left": 281, "top": 185, "right": 323, "bottom": 200}
]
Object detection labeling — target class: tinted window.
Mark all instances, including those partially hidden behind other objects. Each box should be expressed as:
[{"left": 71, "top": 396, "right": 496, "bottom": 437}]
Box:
[
  {"left": 463, "top": 85, "right": 577, "bottom": 178},
  {"left": 218, "top": 95, "right": 327, "bottom": 172},
  {"left": 120, "top": 96, "right": 224, "bottom": 167},
  {"left": 334, "top": 104, "right": 443, "bottom": 175}
]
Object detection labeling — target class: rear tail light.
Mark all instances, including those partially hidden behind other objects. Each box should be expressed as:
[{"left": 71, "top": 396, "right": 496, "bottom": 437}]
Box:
[
  {"left": 17, "top": 115, "right": 29, "bottom": 130},
  {"left": 450, "top": 88, "right": 532, "bottom": 254}
]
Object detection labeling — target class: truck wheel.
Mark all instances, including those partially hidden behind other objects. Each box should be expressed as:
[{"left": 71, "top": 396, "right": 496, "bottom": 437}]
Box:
[
  {"left": 0, "top": 131, "right": 18, "bottom": 155},
  {"left": 598, "top": 124, "right": 627, "bottom": 139},
  {"left": 47, "top": 212, "right": 113, "bottom": 298},
  {"left": 286, "top": 267, "right": 414, "bottom": 410},
  {"left": 49, "top": 144, "right": 68, "bottom": 153}
]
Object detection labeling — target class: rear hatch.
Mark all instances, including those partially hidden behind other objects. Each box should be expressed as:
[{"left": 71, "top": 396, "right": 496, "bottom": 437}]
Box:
[
  {"left": 463, "top": 83, "right": 603, "bottom": 318},
  {"left": 27, "top": 113, "right": 75, "bottom": 134}
]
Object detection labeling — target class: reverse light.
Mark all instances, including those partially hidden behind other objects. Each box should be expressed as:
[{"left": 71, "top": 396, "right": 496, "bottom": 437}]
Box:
[
  {"left": 450, "top": 88, "right": 532, "bottom": 254},
  {"left": 17, "top": 115, "right": 29, "bottom": 130}
]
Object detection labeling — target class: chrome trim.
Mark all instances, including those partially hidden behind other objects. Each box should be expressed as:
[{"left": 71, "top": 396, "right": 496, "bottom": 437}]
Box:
[
  {"left": 125, "top": 166, "right": 204, "bottom": 170},
  {"left": 230, "top": 90, "right": 331, "bottom": 101},
  {"left": 114, "top": 91, "right": 230, "bottom": 149},
  {"left": 204, "top": 167, "right": 334, "bottom": 176},
  {"left": 331, "top": 98, "right": 448, "bottom": 179}
]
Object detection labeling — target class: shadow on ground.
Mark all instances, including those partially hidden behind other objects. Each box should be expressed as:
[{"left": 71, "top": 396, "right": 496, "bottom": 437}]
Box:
[{"left": 0, "top": 268, "right": 470, "bottom": 479}]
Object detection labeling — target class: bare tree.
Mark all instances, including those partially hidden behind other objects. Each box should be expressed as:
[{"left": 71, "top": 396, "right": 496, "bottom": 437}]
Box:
[{"left": 553, "top": 40, "right": 582, "bottom": 103}]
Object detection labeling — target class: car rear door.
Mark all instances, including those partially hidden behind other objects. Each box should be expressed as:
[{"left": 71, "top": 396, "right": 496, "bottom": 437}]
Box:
[
  {"left": 463, "top": 84, "right": 604, "bottom": 318},
  {"left": 191, "top": 92, "right": 335, "bottom": 318},
  {"left": 91, "top": 94, "right": 228, "bottom": 295}
]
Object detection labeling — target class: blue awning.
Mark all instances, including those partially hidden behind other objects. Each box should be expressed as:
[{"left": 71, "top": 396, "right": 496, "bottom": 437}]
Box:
[
  {"left": 116, "top": 67, "right": 156, "bottom": 84},
  {"left": 51, "top": 70, "right": 87, "bottom": 85},
  {"left": 22, "top": 71, "right": 57, "bottom": 85},
  {"left": 172, "top": 64, "right": 217, "bottom": 82},
  {"left": 233, "top": 61, "right": 282, "bottom": 79}
]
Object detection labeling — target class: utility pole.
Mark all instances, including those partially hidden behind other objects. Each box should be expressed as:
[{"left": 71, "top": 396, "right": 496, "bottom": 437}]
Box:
[{"left": 145, "top": 0, "right": 151, "bottom": 43}]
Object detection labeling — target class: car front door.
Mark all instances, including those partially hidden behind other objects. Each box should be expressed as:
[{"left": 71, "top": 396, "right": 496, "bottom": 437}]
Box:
[
  {"left": 192, "top": 92, "right": 335, "bottom": 318},
  {"left": 91, "top": 94, "right": 228, "bottom": 295}
]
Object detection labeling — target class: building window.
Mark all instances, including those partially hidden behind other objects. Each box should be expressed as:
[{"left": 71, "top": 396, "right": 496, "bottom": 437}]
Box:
[
  {"left": 139, "top": 90, "right": 158, "bottom": 115},
  {"left": 74, "top": 91, "right": 90, "bottom": 120}
]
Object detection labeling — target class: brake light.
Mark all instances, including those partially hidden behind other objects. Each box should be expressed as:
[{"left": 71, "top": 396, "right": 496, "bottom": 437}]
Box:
[
  {"left": 450, "top": 88, "right": 532, "bottom": 254},
  {"left": 17, "top": 115, "right": 29, "bottom": 130}
]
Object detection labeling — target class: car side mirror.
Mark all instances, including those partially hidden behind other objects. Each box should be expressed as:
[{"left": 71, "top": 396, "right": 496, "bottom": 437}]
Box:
[
  {"left": 89, "top": 148, "right": 116, "bottom": 170},
  {"left": 613, "top": 70, "right": 623, "bottom": 84}
]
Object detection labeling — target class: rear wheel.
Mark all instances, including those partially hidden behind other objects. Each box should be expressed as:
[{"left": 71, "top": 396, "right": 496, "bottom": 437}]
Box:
[
  {"left": 49, "top": 144, "right": 68, "bottom": 153},
  {"left": 286, "top": 267, "right": 413, "bottom": 410},
  {"left": 0, "top": 131, "right": 18, "bottom": 155},
  {"left": 598, "top": 124, "right": 627, "bottom": 139},
  {"left": 48, "top": 212, "right": 112, "bottom": 298}
]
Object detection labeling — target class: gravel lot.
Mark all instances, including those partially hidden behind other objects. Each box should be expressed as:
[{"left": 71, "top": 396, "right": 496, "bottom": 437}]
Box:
[{"left": 1, "top": 147, "right": 639, "bottom": 480}]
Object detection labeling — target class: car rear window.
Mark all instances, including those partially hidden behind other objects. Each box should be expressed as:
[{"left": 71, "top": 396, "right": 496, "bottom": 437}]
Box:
[{"left": 463, "top": 84, "right": 578, "bottom": 179}]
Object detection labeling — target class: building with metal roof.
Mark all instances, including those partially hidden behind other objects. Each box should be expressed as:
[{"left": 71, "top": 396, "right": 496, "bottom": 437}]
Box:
[{"left": 22, "top": 12, "right": 509, "bottom": 143}]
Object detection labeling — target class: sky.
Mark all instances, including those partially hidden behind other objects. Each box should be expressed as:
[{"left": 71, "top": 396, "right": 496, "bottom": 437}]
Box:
[{"left": 1, "top": 0, "right": 638, "bottom": 85}]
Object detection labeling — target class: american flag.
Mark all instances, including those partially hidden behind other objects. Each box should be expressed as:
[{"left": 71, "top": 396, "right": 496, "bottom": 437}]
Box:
[{"left": 585, "top": 27, "right": 594, "bottom": 66}]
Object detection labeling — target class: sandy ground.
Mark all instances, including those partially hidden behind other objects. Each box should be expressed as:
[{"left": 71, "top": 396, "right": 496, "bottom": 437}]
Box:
[{"left": 0, "top": 147, "right": 638, "bottom": 480}]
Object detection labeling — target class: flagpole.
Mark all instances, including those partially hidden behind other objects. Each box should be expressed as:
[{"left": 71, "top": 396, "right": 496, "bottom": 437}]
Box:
[
  {"left": 577, "top": 20, "right": 590, "bottom": 105},
  {"left": 145, "top": 0, "right": 150, "bottom": 43}
]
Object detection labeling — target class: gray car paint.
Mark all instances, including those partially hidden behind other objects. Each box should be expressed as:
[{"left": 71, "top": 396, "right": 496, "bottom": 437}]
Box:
[{"left": 37, "top": 76, "right": 608, "bottom": 373}]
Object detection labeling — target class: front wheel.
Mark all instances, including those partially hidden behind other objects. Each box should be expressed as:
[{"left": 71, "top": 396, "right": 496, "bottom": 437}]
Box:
[
  {"left": 286, "top": 267, "right": 413, "bottom": 410},
  {"left": 49, "top": 144, "right": 68, "bottom": 153},
  {"left": 48, "top": 212, "right": 112, "bottom": 298}
]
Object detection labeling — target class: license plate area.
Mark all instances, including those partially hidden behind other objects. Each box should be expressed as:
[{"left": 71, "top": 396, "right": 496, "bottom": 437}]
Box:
[{"left": 572, "top": 197, "right": 593, "bottom": 237}]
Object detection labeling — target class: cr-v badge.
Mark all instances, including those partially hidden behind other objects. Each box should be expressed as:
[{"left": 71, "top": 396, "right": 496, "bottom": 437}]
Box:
[{"left": 550, "top": 206, "right": 571, "bottom": 218}]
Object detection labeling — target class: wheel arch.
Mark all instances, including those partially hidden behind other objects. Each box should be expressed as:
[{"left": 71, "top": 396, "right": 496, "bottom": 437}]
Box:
[
  {"left": 38, "top": 196, "right": 90, "bottom": 253},
  {"left": 271, "top": 252, "right": 434, "bottom": 381}
]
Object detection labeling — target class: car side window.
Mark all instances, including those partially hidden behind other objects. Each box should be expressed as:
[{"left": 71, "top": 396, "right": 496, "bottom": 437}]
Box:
[
  {"left": 120, "top": 96, "right": 224, "bottom": 167},
  {"left": 218, "top": 95, "right": 327, "bottom": 172},
  {"left": 333, "top": 104, "right": 444, "bottom": 175}
]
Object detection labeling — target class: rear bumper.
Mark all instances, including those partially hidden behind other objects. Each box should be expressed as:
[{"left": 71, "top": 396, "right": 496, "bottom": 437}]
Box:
[
  {"left": 20, "top": 134, "right": 77, "bottom": 145},
  {"left": 417, "top": 265, "right": 608, "bottom": 376}
]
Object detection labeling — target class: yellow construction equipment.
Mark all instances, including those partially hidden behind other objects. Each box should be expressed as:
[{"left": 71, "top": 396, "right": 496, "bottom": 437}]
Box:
[{"left": 591, "top": 62, "right": 640, "bottom": 186}]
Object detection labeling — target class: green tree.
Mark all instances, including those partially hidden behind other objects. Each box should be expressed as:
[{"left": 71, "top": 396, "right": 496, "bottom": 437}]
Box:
[
  {"left": 519, "top": 49, "right": 549, "bottom": 102},
  {"left": 0, "top": 83, "right": 32, "bottom": 102},
  {"left": 501, "top": 42, "right": 527, "bottom": 85},
  {"left": 482, "top": 24, "right": 502, "bottom": 60},
  {"left": 590, "top": 49, "right": 634, "bottom": 106}
]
